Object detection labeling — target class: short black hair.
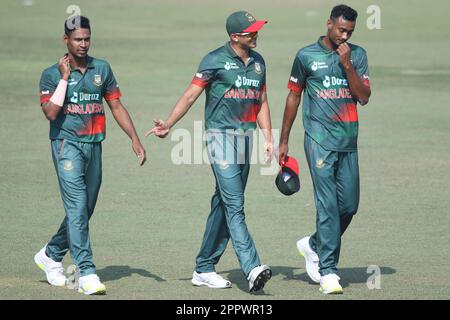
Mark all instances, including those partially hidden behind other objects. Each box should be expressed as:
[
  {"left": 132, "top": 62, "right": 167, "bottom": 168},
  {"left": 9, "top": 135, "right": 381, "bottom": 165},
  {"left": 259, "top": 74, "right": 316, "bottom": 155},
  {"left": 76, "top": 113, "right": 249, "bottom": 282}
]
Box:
[
  {"left": 330, "top": 4, "right": 358, "bottom": 22},
  {"left": 64, "top": 15, "right": 90, "bottom": 36}
]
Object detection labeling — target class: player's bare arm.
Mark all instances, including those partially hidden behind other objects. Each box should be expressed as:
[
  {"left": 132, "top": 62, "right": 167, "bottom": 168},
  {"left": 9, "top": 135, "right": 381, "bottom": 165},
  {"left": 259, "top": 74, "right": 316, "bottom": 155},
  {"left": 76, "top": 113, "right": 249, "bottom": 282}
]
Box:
[
  {"left": 106, "top": 98, "right": 147, "bottom": 166},
  {"left": 337, "top": 43, "right": 371, "bottom": 105},
  {"left": 256, "top": 91, "right": 273, "bottom": 162},
  {"left": 145, "top": 83, "right": 204, "bottom": 138},
  {"left": 41, "top": 55, "right": 70, "bottom": 121},
  {"left": 279, "top": 90, "right": 301, "bottom": 164}
]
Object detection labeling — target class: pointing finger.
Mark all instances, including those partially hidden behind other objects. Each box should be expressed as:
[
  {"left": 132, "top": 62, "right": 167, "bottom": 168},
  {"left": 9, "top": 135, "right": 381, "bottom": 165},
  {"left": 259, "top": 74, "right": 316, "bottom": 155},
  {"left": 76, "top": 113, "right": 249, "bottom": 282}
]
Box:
[{"left": 145, "top": 128, "right": 155, "bottom": 137}]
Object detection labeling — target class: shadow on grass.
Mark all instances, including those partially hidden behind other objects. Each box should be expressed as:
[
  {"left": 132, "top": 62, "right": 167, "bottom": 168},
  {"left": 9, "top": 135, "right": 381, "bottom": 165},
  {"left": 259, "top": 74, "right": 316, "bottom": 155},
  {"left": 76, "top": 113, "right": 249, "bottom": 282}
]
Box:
[
  {"left": 223, "top": 265, "right": 395, "bottom": 291},
  {"left": 294, "top": 266, "right": 396, "bottom": 288},
  {"left": 97, "top": 265, "right": 166, "bottom": 283},
  {"left": 220, "top": 266, "right": 304, "bottom": 296}
]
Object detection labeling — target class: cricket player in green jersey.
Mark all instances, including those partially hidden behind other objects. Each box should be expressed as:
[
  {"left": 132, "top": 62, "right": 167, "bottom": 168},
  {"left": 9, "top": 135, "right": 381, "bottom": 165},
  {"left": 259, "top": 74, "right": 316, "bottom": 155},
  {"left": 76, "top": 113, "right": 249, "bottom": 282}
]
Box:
[
  {"left": 146, "top": 11, "right": 273, "bottom": 292},
  {"left": 279, "top": 5, "right": 371, "bottom": 294},
  {"left": 35, "top": 16, "right": 147, "bottom": 295}
]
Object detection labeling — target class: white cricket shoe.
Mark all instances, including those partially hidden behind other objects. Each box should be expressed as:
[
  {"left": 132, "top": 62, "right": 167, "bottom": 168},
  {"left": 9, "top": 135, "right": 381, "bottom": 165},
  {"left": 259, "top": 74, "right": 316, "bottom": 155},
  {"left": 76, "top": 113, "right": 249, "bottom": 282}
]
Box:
[
  {"left": 319, "top": 273, "right": 343, "bottom": 294},
  {"left": 248, "top": 265, "right": 272, "bottom": 292},
  {"left": 192, "top": 271, "right": 232, "bottom": 289},
  {"left": 78, "top": 274, "right": 106, "bottom": 295},
  {"left": 34, "top": 246, "right": 67, "bottom": 286},
  {"left": 297, "top": 236, "right": 321, "bottom": 283}
]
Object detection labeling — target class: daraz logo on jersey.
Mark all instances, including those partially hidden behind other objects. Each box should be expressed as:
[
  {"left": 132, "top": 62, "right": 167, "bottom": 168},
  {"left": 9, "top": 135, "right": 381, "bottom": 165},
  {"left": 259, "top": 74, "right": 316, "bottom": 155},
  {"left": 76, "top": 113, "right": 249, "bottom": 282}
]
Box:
[
  {"left": 65, "top": 91, "right": 104, "bottom": 115},
  {"left": 322, "top": 76, "right": 348, "bottom": 88},
  {"left": 70, "top": 92, "right": 101, "bottom": 103},
  {"left": 234, "top": 75, "right": 260, "bottom": 88},
  {"left": 224, "top": 76, "right": 262, "bottom": 100},
  {"left": 317, "top": 75, "right": 352, "bottom": 100}
]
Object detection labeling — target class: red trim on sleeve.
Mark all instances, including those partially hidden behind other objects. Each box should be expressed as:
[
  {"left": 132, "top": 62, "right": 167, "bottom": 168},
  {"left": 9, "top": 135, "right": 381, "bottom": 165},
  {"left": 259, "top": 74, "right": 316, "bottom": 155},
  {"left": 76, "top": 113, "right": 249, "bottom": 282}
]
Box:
[
  {"left": 287, "top": 82, "right": 303, "bottom": 94},
  {"left": 191, "top": 77, "right": 208, "bottom": 88},
  {"left": 262, "top": 84, "right": 267, "bottom": 92},
  {"left": 362, "top": 79, "right": 370, "bottom": 88},
  {"left": 104, "top": 89, "right": 122, "bottom": 101},
  {"left": 40, "top": 94, "right": 52, "bottom": 104}
]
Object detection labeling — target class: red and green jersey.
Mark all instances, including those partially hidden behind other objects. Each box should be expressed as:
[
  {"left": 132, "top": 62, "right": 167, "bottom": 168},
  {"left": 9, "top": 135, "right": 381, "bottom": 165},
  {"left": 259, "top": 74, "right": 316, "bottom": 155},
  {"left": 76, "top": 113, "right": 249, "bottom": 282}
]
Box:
[
  {"left": 192, "top": 42, "right": 266, "bottom": 132},
  {"left": 288, "top": 36, "right": 370, "bottom": 151},
  {"left": 39, "top": 56, "right": 121, "bottom": 143}
]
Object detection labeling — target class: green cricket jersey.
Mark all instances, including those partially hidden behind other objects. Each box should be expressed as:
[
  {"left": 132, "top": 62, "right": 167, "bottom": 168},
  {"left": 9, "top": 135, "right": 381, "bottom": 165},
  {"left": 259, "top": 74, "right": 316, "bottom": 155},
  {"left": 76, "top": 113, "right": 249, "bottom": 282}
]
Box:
[
  {"left": 39, "top": 56, "right": 121, "bottom": 143},
  {"left": 192, "top": 42, "right": 266, "bottom": 132},
  {"left": 288, "top": 36, "right": 370, "bottom": 151}
]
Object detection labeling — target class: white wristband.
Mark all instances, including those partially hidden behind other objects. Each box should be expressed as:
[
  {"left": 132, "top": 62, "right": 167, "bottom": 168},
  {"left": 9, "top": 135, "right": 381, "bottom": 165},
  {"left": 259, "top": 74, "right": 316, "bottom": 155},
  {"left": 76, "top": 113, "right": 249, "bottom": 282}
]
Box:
[{"left": 49, "top": 79, "right": 68, "bottom": 107}]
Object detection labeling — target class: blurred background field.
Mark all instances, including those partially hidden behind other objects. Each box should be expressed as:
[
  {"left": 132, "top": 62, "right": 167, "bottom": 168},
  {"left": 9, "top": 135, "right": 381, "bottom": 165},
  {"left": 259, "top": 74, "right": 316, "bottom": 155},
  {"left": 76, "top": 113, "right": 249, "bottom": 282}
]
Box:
[{"left": 1, "top": 0, "right": 449, "bottom": 300}]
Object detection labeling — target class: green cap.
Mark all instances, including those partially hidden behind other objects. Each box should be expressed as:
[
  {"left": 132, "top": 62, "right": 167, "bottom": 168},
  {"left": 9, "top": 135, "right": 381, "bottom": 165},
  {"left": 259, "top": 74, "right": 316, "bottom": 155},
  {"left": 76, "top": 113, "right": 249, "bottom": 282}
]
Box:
[{"left": 226, "top": 11, "right": 267, "bottom": 35}]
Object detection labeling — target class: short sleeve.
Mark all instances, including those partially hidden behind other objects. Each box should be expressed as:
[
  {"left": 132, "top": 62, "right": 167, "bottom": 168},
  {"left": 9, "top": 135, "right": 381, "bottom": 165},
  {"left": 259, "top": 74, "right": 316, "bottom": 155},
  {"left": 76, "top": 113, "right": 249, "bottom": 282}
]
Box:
[
  {"left": 191, "top": 54, "right": 216, "bottom": 88},
  {"left": 287, "top": 54, "right": 307, "bottom": 93},
  {"left": 104, "top": 63, "right": 122, "bottom": 101},
  {"left": 39, "top": 70, "right": 57, "bottom": 105}
]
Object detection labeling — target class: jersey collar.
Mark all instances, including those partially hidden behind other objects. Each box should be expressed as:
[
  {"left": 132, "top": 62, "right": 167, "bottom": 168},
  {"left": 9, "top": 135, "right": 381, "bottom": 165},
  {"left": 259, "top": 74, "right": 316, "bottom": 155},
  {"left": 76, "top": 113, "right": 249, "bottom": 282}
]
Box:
[
  {"left": 225, "top": 42, "right": 255, "bottom": 65},
  {"left": 317, "top": 36, "right": 334, "bottom": 53},
  {"left": 225, "top": 42, "right": 239, "bottom": 58},
  {"left": 69, "top": 56, "right": 95, "bottom": 72}
]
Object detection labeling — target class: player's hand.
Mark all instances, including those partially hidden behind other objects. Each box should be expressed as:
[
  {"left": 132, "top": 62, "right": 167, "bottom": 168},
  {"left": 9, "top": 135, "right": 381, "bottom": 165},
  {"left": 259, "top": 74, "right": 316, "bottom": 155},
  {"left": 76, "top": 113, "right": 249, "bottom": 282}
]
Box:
[
  {"left": 337, "top": 43, "right": 352, "bottom": 70},
  {"left": 278, "top": 142, "right": 289, "bottom": 165},
  {"left": 132, "top": 140, "right": 147, "bottom": 166},
  {"left": 145, "top": 119, "right": 170, "bottom": 138},
  {"left": 263, "top": 141, "right": 273, "bottom": 164},
  {"left": 58, "top": 54, "right": 71, "bottom": 80}
]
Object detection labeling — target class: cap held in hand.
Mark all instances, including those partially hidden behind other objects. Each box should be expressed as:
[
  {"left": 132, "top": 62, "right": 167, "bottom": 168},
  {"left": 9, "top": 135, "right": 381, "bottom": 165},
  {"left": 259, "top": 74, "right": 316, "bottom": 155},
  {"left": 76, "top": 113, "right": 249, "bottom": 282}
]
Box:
[{"left": 275, "top": 156, "right": 300, "bottom": 196}]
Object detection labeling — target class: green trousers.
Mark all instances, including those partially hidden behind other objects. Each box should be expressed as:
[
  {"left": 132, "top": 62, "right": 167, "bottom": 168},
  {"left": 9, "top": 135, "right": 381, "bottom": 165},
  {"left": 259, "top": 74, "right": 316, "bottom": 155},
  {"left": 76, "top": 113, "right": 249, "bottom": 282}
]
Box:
[
  {"left": 304, "top": 134, "right": 359, "bottom": 276},
  {"left": 195, "top": 132, "right": 261, "bottom": 278},
  {"left": 46, "top": 139, "right": 102, "bottom": 276}
]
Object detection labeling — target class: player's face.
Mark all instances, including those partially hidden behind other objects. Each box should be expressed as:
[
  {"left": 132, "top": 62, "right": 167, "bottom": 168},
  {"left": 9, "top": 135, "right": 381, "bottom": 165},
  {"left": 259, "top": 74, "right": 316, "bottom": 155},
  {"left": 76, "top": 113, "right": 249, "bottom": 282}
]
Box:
[
  {"left": 64, "top": 28, "right": 91, "bottom": 59},
  {"left": 232, "top": 32, "right": 258, "bottom": 49},
  {"left": 327, "top": 16, "right": 355, "bottom": 47}
]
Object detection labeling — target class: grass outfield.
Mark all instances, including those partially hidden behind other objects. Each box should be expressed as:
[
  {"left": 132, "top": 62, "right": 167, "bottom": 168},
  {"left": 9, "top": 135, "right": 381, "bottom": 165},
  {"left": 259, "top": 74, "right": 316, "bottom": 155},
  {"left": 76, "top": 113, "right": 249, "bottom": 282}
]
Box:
[{"left": 1, "top": 0, "right": 449, "bottom": 300}]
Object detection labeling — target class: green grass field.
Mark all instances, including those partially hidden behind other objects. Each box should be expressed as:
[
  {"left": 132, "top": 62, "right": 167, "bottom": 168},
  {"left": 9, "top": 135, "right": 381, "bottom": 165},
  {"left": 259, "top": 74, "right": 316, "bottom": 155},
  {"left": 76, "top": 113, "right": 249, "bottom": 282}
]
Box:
[{"left": 1, "top": 0, "right": 450, "bottom": 300}]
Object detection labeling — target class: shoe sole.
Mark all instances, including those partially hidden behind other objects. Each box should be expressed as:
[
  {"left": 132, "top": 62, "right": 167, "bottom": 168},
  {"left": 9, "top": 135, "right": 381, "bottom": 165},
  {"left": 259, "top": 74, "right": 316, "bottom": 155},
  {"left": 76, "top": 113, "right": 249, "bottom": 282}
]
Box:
[
  {"left": 191, "top": 279, "right": 231, "bottom": 289},
  {"left": 78, "top": 287, "right": 106, "bottom": 295},
  {"left": 250, "top": 269, "right": 272, "bottom": 292},
  {"left": 34, "top": 253, "right": 66, "bottom": 287},
  {"left": 320, "top": 287, "right": 343, "bottom": 294}
]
